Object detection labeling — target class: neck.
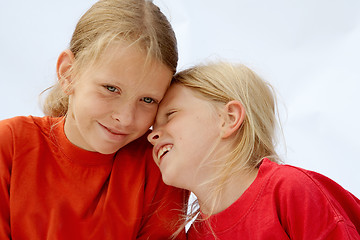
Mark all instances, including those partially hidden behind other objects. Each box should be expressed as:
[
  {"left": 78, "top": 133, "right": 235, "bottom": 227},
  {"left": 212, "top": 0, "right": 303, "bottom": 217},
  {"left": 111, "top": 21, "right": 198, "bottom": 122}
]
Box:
[{"left": 193, "top": 167, "right": 258, "bottom": 216}]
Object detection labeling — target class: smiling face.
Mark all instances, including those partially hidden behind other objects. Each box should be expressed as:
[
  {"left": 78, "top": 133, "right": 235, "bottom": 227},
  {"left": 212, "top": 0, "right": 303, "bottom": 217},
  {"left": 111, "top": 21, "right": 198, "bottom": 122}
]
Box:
[
  {"left": 147, "top": 84, "right": 223, "bottom": 190},
  {"left": 61, "top": 43, "right": 173, "bottom": 154}
]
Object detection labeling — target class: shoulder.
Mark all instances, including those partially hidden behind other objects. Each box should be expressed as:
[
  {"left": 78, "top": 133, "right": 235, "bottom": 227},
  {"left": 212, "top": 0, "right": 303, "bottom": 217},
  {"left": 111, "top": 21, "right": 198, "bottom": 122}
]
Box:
[
  {"left": 0, "top": 115, "right": 55, "bottom": 133},
  {"left": 256, "top": 160, "right": 336, "bottom": 215},
  {"left": 260, "top": 160, "right": 350, "bottom": 215},
  {"left": 0, "top": 115, "right": 32, "bottom": 128},
  {"left": 260, "top": 160, "right": 360, "bottom": 238},
  {"left": 0, "top": 116, "right": 44, "bottom": 176},
  {"left": 0, "top": 115, "right": 61, "bottom": 152},
  {"left": 0, "top": 116, "right": 35, "bottom": 141},
  {"left": 263, "top": 160, "right": 335, "bottom": 196}
]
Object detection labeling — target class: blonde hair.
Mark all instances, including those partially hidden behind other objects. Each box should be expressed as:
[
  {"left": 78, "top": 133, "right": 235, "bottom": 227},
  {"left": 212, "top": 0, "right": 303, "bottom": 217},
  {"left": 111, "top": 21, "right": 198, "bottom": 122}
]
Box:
[
  {"left": 42, "top": 0, "right": 178, "bottom": 117},
  {"left": 172, "top": 61, "right": 282, "bottom": 235}
]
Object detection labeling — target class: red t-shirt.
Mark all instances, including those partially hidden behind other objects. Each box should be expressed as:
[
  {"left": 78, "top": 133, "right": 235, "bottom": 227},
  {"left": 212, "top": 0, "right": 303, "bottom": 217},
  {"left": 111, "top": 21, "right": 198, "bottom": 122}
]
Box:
[
  {"left": 0, "top": 116, "right": 187, "bottom": 239},
  {"left": 188, "top": 159, "right": 360, "bottom": 239}
]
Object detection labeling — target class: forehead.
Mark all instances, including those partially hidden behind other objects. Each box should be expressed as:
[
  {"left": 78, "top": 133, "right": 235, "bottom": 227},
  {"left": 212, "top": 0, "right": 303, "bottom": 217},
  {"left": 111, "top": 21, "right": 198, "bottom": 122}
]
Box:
[
  {"left": 162, "top": 82, "right": 216, "bottom": 103},
  {"left": 154, "top": 83, "right": 221, "bottom": 128},
  {"left": 97, "top": 43, "right": 157, "bottom": 74},
  {"left": 81, "top": 42, "right": 172, "bottom": 89},
  {"left": 158, "top": 83, "right": 216, "bottom": 114},
  {"left": 159, "top": 84, "right": 190, "bottom": 108},
  {"left": 80, "top": 41, "right": 167, "bottom": 74}
]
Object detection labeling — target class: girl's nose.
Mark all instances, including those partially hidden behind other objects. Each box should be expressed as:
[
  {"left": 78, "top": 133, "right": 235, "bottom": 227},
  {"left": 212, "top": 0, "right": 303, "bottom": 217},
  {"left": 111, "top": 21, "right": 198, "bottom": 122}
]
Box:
[
  {"left": 147, "top": 130, "right": 160, "bottom": 145},
  {"left": 112, "top": 104, "right": 136, "bottom": 126}
]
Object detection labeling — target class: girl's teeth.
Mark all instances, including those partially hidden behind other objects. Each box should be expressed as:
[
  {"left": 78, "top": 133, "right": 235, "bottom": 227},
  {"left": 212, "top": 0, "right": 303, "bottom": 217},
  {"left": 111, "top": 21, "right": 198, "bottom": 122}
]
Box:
[{"left": 158, "top": 145, "right": 173, "bottom": 159}]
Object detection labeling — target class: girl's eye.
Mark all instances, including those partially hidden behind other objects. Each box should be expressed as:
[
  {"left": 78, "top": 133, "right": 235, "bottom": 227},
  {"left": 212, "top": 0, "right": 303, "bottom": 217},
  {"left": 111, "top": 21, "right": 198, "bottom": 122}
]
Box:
[
  {"left": 105, "top": 85, "right": 118, "bottom": 93},
  {"left": 142, "top": 97, "right": 155, "bottom": 104},
  {"left": 166, "top": 110, "right": 176, "bottom": 118}
]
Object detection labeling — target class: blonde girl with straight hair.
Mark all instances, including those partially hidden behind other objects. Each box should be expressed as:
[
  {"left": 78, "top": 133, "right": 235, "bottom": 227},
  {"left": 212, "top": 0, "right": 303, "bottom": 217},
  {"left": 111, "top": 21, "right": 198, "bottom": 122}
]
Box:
[
  {"left": 148, "top": 61, "right": 360, "bottom": 239},
  {"left": 0, "top": 0, "right": 187, "bottom": 239},
  {"left": 43, "top": 0, "right": 178, "bottom": 117}
]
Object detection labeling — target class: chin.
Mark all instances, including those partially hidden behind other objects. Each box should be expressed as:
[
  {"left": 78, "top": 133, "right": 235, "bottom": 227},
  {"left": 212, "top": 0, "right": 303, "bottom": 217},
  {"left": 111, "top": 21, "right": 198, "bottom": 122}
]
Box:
[
  {"left": 161, "top": 173, "right": 174, "bottom": 186},
  {"left": 162, "top": 177, "right": 172, "bottom": 186},
  {"left": 161, "top": 174, "right": 185, "bottom": 189},
  {"left": 98, "top": 149, "right": 118, "bottom": 155}
]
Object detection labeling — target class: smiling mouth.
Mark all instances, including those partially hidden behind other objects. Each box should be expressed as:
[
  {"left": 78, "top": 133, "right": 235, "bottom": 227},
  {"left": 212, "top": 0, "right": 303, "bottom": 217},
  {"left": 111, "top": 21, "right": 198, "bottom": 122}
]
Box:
[
  {"left": 157, "top": 144, "right": 173, "bottom": 160},
  {"left": 99, "top": 123, "right": 125, "bottom": 136},
  {"left": 105, "top": 127, "right": 122, "bottom": 135}
]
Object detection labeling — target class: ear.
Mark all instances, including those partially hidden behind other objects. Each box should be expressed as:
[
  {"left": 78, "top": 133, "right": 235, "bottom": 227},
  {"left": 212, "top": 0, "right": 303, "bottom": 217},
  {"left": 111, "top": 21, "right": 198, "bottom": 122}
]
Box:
[
  {"left": 56, "top": 49, "right": 75, "bottom": 95},
  {"left": 221, "top": 100, "right": 246, "bottom": 139}
]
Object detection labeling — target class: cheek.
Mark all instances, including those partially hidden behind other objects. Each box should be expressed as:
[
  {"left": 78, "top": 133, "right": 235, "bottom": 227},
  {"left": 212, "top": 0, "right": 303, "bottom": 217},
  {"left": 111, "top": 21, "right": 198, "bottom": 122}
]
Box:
[
  {"left": 185, "top": 119, "right": 219, "bottom": 155},
  {"left": 135, "top": 108, "right": 157, "bottom": 129},
  {"left": 80, "top": 98, "right": 112, "bottom": 118},
  {"left": 72, "top": 89, "right": 107, "bottom": 110}
]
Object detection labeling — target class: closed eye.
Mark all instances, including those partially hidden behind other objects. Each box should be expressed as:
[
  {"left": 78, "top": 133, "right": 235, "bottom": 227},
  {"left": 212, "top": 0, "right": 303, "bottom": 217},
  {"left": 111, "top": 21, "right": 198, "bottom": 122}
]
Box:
[{"left": 166, "top": 110, "right": 177, "bottom": 117}]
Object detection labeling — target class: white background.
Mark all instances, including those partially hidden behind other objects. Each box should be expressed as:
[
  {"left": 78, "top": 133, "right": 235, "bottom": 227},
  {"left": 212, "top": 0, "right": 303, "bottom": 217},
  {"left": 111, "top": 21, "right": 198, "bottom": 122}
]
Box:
[{"left": 0, "top": 0, "right": 359, "bottom": 197}]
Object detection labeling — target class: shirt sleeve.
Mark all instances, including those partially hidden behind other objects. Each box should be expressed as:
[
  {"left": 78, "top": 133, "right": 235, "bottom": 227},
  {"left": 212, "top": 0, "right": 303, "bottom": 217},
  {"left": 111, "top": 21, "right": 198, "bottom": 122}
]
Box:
[
  {"left": 274, "top": 166, "right": 360, "bottom": 239},
  {"left": 136, "top": 147, "right": 188, "bottom": 240},
  {"left": 0, "top": 119, "right": 13, "bottom": 239}
]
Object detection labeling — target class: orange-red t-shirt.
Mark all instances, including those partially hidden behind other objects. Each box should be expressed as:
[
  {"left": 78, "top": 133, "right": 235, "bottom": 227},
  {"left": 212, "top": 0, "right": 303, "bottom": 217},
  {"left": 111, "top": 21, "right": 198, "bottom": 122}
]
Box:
[
  {"left": 188, "top": 159, "right": 360, "bottom": 239},
  {"left": 0, "top": 116, "right": 186, "bottom": 239}
]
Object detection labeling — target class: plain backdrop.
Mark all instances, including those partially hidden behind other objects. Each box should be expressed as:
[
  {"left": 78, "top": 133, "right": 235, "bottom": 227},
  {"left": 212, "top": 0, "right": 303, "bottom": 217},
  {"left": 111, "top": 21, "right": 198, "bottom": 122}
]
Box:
[{"left": 0, "top": 0, "right": 359, "bottom": 197}]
